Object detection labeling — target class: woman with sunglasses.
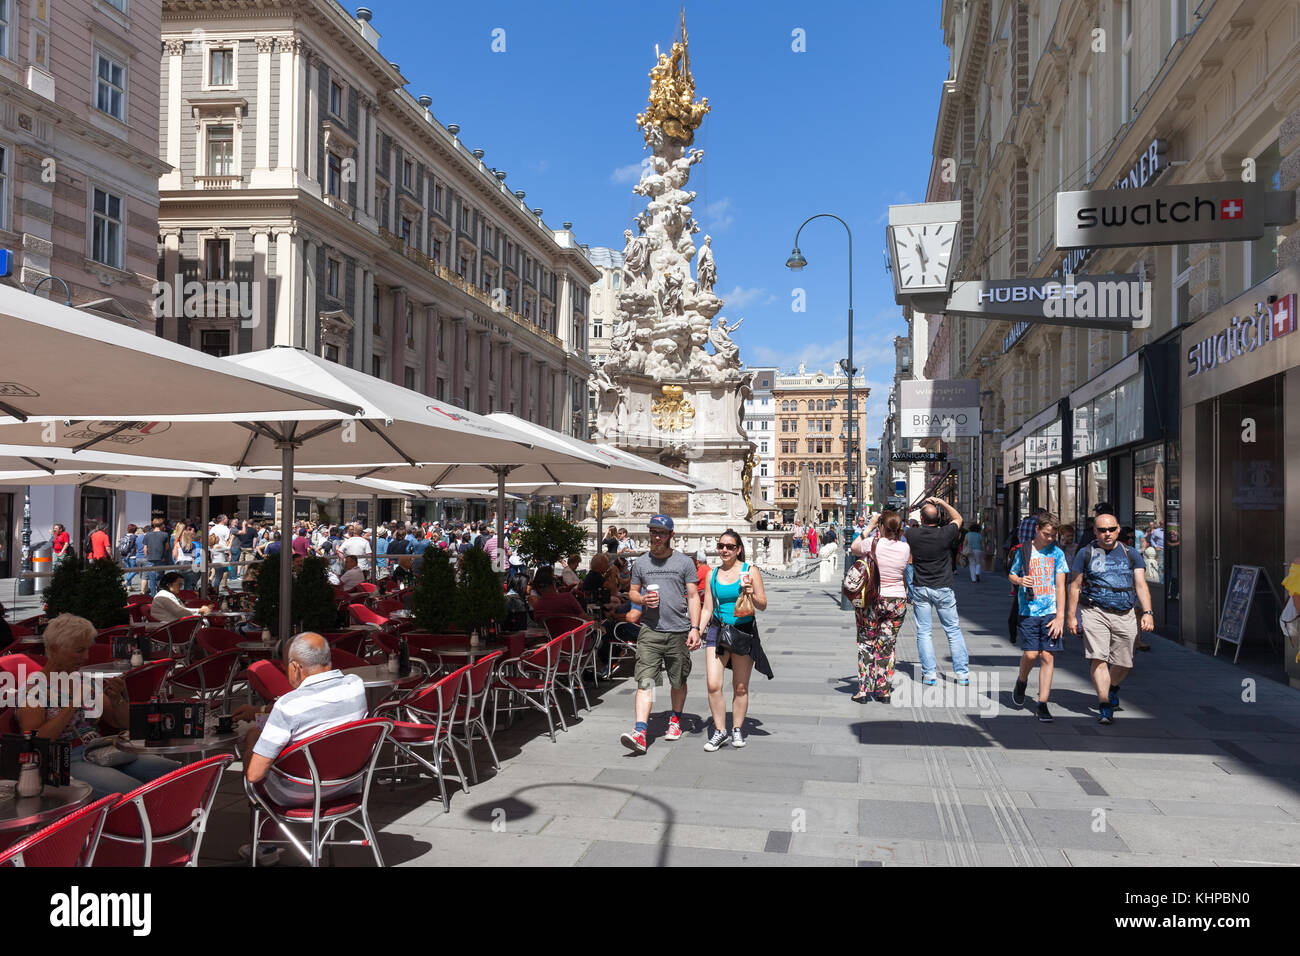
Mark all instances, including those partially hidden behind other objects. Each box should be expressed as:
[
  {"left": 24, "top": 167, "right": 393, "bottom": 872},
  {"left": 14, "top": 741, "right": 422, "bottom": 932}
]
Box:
[{"left": 699, "top": 529, "right": 768, "bottom": 751}]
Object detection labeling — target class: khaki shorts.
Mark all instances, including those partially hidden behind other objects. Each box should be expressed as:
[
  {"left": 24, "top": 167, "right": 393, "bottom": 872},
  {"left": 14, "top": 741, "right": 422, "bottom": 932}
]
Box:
[
  {"left": 1080, "top": 604, "right": 1137, "bottom": 668},
  {"left": 634, "top": 626, "right": 692, "bottom": 690}
]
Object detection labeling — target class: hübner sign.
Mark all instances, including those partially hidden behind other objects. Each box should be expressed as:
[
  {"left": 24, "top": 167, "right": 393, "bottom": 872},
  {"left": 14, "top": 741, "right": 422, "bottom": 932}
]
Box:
[
  {"left": 945, "top": 275, "right": 1148, "bottom": 329},
  {"left": 1056, "top": 181, "right": 1295, "bottom": 249},
  {"left": 1186, "top": 293, "right": 1296, "bottom": 377}
]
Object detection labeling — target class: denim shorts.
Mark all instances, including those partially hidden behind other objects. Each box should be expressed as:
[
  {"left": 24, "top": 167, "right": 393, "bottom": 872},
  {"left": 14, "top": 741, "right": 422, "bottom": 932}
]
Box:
[{"left": 1018, "top": 614, "right": 1063, "bottom": 652}]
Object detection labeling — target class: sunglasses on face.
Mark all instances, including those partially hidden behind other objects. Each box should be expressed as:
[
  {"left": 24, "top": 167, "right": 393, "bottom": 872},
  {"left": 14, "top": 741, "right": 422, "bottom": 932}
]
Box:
[
  {"left": 717, "top": 543, "right": 738, "bottom": 551},
  {"left": 1096, "top": 526, "right": 1119, "bottom": 533}
]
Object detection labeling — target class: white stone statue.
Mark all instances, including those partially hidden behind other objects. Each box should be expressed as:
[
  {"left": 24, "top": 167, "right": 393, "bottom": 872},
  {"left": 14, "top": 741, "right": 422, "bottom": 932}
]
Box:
[
  {"left": 696, "top": 235, "right": 716, "bottom": 293},
  {"left": 622, "top": 229, "right": 648, "bottom": 283},
  {"left": 659, "top": 270, "right": 684, "bottom": 317},
  {"left": 708, "top": 315, "right": 743, "bottom": 367}
]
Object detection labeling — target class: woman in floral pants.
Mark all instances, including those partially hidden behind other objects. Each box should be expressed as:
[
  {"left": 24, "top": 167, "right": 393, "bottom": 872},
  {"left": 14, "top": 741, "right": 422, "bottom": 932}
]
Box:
[{"left": 851, "top": 511, "right": 912, "bottom": 703}]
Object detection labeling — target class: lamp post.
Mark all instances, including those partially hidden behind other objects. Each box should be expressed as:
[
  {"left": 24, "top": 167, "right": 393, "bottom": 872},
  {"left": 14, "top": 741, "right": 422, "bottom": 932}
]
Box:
[{"left": 787, "top": 214, "right": 853, "bottom": 610}]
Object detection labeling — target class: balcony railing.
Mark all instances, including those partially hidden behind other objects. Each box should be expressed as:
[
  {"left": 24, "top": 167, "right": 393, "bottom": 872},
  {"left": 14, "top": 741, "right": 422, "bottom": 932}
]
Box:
[
  {"left": 377, "top": 227, "right": 563, "bottom": 349},
  {"left": 195, "top": 175, "right": 240, "bottom": 190}
]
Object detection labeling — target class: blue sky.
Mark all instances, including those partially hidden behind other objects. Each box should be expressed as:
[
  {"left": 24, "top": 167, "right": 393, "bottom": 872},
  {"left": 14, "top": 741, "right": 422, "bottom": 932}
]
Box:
[{"left": 371, "top": 0, "right": 949, "bottom": 441}]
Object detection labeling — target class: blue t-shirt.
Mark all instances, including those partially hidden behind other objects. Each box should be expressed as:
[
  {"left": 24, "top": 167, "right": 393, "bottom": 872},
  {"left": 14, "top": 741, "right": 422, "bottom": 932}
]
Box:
[{"left": 1009, "top": 544, "right": 1069, "bottom": 617}]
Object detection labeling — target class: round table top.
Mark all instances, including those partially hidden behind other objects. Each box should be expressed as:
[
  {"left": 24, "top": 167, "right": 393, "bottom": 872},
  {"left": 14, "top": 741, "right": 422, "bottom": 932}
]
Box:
[
  {"left": 209, "top": 611, "right": 252, "bottom": 621},
  {"left": 434, "top": 642, "right": 508, "bottom": 660},
  {"left": 343, "top": 664, "right": 401, "bottom": 688},
  {"left": 118, "top": 731, "right": 240, "bottom": 756},
  {"left": 79, "top": 660, "right": 132, "bottom": 678},
  {"left": 236, "top": 641, "right": 279, "bottom": 653},
  {"left": 0, "top": 779, "right": 93, "bottom": 833}
]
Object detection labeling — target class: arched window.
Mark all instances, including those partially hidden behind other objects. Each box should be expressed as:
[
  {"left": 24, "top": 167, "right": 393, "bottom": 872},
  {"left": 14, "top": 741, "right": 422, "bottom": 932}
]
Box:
[
  {"left": 815, "top": 462, "right": 823, "bottom": 476},
  {"left": 781, "top": 400, "right": 788, "bottom": 411},
  {"left": 816, "top": 399, "right": 824, "bottom": 411},
  {"left": 833, "top": 461, "right": 840, "bottom": 473}
]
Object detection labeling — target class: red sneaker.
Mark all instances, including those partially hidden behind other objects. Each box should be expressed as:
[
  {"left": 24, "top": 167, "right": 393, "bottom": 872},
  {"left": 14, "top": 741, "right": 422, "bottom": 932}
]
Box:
[
  {"left": 663, "top": 717, "right": 684, "bottom": 741},
  {"left": 620, "top": 729, "right": 648, "bottom": 754}
]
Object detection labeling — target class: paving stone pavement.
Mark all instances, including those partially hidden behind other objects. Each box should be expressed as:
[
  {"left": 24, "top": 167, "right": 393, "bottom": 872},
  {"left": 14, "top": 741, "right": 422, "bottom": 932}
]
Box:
[{"left": 199, "top": 573, "right": 1300, "bottom": 866}]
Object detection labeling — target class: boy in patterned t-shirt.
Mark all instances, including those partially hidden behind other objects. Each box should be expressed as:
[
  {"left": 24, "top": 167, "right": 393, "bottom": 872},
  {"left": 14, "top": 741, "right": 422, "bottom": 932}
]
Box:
[{"left": 1007, "top": 515, "right": 1070, "bottom": 722}]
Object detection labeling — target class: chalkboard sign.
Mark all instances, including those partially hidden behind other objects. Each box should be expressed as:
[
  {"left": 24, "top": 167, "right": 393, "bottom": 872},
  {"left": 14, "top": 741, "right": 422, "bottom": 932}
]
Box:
[
  {"left": 248, "top": 496, "right": 274, "bottom": 522},
  {"left": 1215, "top": 565, "right": 1263, "bottom": 663}
]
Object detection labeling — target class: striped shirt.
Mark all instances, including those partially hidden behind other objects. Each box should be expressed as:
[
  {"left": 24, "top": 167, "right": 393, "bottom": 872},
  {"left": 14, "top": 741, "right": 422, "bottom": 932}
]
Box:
[{"left": 253, "top": 669, "right": 368, "bottom": 806}]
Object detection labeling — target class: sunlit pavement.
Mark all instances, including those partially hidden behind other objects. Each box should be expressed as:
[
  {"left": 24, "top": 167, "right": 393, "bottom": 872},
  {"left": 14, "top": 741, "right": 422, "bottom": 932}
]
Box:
[{"left": 198, "top": 574, "right": 1300, "bottom": 866}]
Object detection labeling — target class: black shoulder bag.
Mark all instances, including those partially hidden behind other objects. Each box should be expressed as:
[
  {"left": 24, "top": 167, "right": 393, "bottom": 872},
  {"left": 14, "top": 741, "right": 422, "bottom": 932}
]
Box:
[{"left": 710, "top": 568, "right": 754, "bottom": 656}]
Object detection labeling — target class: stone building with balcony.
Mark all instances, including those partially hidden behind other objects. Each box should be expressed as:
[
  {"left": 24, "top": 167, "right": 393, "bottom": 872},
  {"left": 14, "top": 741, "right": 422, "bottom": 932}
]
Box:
[{"left": 156, "top": 0, "right": 598, "bottom": 437}]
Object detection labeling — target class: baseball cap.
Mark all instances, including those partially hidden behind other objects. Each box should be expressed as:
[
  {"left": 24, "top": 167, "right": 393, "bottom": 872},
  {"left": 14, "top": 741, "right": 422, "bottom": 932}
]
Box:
[{"left": 648, "top": 514, "right": 674, "bottom": 532}]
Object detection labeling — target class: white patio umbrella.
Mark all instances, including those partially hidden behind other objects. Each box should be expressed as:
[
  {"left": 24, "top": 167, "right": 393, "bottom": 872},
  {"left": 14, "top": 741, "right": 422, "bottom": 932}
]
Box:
[{"left": 1, "top": 334, "right": 617, "bottom": 633}]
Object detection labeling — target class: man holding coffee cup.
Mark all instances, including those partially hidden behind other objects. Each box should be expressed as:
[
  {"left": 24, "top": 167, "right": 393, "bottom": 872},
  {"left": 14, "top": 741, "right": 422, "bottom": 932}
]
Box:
[{"left": 621, "top": 515, "right": 702, "bottom": 754}]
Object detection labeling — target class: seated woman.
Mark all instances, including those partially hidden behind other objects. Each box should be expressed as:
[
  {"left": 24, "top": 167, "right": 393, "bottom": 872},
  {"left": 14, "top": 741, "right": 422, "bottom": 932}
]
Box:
[
  {"left": 150, "top": 571, "right": 213, "bottom": 622},
  {"left": 528, "top": 566, "right": 587, "bottom": 623},
  {"left": 18, "top": 614, "right": 181, "bottom": 799}
]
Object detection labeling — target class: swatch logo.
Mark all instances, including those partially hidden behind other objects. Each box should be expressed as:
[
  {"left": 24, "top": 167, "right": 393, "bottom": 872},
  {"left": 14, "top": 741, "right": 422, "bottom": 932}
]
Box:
[{"left": 1074, "top": 195, "right": 1242, "bottom": 230}]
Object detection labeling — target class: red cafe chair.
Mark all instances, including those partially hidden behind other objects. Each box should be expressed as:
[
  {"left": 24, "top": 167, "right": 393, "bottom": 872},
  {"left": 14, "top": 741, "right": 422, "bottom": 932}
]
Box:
[
  {"left": 123, "top": 658, "right": 177, "bottom": 703},
  {"left": 0, "top": 795, "right": 119, "bottom": 867},
  {"left": 374, "top": 669, "right": 469, "bottom": 813},
  {"left": 163, "top": 648, "right": 242, "bottom": 712},
  {"left": 450, "top": 650, "right": 504, "bottom": 784},
  {"left": 93, "top": 755, "right": 234, "bottom": 866},
  {"left": 247, "top": 659, "right": 292, "bottom": 703},
  {"left": 349, "top": 604, "right": 388, "bottom": 629},
  {"left": 245, "top": 719, "right": 393, "bottom": 867},
  {"left": 490, "top": 635, "right": 568, "bottom": 742}
]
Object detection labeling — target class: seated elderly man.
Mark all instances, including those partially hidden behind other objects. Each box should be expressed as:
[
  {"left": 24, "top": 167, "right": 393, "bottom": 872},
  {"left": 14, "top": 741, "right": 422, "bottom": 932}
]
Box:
[
  {"left": 338, "top": 554, "right": 366, "bottom": 592},
  {"left": 231, "top": 632, "right": 367, "bottom": 864},
  {"left": 150, "top": 571, "right": 213, "bottom": 622}
]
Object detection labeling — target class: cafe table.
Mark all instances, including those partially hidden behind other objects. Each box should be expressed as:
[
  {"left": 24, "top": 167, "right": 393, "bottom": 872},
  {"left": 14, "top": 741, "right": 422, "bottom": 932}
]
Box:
[
  {"left": 0, "top": 779, "right": 94, "bottom": 837},
  {"left": 79, "top": 660, "right": 133, "bottom": 679},
  {"left": 342, "top": 664, "right": 405, "bottom": 711},
  {"left": 118, "top": 731, "right": 240, "bottom": 762}
]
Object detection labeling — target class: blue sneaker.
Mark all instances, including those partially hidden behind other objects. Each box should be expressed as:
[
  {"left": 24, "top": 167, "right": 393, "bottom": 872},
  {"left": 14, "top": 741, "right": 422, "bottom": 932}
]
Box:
[
  {"left": 955, "top": 676, "right": 970, "bottom": 686},
  {"left": 921, "top": 675, "right": 938, "bottom": 686},
  {"left": 1108, "top": 687, "right": 1120, "bottom": 711},
  {"left": 1098, "top": 704, "right": 1114, "bottom": 725}
]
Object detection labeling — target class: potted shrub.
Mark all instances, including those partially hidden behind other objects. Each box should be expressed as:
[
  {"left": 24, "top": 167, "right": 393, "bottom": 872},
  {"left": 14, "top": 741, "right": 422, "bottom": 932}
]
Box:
[
  {"left": 454, "top": 547, "right": 506, "bottom": 635},
  {"left": 42, "top": 554, "right": 128, "bottom": 629},
  {"left": 253, "top": 553, "right": 281, "bottom": 635},
  {"left": 411, "top": 546, "right": 457, "bottom": 633},
  {"left": 515, "top": 512, "right": 587, "bottom": 569},
  {"left": 292, "top": 555, "right": 337, "bottom": 633}
]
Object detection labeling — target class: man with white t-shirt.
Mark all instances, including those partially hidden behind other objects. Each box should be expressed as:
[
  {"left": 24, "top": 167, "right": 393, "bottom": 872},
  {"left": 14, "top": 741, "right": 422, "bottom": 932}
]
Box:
[
  {"left": 338, "top": 525, "right": 372, "bottom": 575},
  {"left": 209, "top": 515, "right": 232, "bottom": 592}
]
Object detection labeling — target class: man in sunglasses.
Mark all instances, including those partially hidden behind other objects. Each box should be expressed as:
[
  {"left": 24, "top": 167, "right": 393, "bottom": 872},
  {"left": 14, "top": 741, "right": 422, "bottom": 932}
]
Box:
[
  {"left": 1067, "top": 513, "right": 1154, "bottom": 724},
  {"left": 621, "top": 514, "right": 702, "bottom": 754}
]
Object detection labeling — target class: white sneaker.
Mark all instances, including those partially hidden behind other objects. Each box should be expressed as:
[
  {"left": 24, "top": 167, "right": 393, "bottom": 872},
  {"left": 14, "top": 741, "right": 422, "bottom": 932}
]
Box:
[
  {"left": 703, "top": 729, "right": 729, "bottom": 752},
  {"left": 731, "top": 728, "right": 746, "bottom": 749},
  {"left": 239, "top": 843, "right": 282, "bottom": 866}
]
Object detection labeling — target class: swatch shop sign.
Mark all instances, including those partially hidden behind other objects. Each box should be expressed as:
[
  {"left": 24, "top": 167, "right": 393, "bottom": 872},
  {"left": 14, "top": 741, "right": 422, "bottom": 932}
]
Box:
[{"left": 1186, "top": 293, "right": 1296, "bottom": 378}]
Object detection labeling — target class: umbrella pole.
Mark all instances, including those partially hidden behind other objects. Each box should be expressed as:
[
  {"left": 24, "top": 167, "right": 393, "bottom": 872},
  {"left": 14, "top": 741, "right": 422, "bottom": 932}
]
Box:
[
  {"left": 278, "top": 442, "right": 295, "bottom": 642},
  {"left": 370, "top": 493, "right": 379, "bottom": 582},
  {"left": 199, "top": 477, "right": 212, "bottom": 602},
  {"left": 496, "top": 468, "right": 506, "bottom": 575},
  {"left": 596, "top": 487, "right": 604, "bottom": 553}
]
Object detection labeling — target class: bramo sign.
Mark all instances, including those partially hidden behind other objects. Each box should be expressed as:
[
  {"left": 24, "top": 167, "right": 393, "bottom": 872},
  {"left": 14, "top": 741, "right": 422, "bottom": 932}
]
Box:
[{"left": 1056, "top": 181, "right": 1294, "bottom": 250}]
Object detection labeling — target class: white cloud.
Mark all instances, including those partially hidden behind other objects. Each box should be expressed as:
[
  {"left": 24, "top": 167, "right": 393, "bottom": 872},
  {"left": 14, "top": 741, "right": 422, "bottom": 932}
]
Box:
[
  {"left": 702, "top": 197, "right": 734, "bottom": 231},
  {"left": 610, "top": 162, "right": 644, "bottom": 184},
  {"left": 720, "top": 285, "right": 773, "bottom": 309}
]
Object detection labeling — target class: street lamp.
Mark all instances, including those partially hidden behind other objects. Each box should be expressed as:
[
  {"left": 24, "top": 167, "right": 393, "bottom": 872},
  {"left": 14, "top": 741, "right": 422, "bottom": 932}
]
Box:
[{"left": 786, "top": 214, "right": 854, "bottom": 610}]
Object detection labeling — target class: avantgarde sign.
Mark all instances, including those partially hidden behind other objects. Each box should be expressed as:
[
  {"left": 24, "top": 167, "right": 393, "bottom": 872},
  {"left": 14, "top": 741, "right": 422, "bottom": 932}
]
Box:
[
  {"left": 1056, "top": 181, "right": 1295, "bottom": 249},
  {"left": 945, "top": 275, "right": 1147, "bottom": 329}
]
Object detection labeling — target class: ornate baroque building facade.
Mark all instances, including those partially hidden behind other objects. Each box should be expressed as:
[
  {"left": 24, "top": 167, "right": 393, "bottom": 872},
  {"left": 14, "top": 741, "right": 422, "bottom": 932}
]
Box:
[{"left": 157, "top": 0, "right": 598, "bottom": 433}]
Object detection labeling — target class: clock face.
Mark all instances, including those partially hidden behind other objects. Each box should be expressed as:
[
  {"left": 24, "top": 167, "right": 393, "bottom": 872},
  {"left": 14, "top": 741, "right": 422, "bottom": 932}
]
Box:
[{"left": 892, "top": 223, "right": 955, "bottom": 290}]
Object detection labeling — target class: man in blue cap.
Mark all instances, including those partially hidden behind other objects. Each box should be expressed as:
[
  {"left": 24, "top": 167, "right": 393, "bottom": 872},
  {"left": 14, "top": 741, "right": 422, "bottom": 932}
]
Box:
[{"left": 621, "top": 514, "right": 702, "bottom": 754}]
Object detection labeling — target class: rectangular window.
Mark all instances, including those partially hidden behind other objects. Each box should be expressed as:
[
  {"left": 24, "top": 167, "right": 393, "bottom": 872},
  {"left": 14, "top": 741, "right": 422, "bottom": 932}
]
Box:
[
  {"left": 324, "top": 343, "right": 339, "bottom": 363},
  {"left": 435, "top": 377, "right": 445, "bottom": 401},
  {"left": 402, "top": 159, "right": 412, "bottom": 188},
  {"left": 0, "top": 0, "right": 11, "bottom": 59},
  {"left": 210, "top": 48, "right": 234, "bottom": 87},
  {"left": 405, "top": 304, "right": 413, "bottom": 343},
  {"left": 330, "top": 80, "right": 343, "bottom": 117},
  {"left": 95, "top": 52, "right": 126, "bottom": 121},
  {"left": 327, "top": 259, "right": 340, "bottom": 298},
  {"left": 434, "top": 184, "right": 443, "bottom": 211},
  {"left": 200, "top": 330, "right": 231, "bottom": 357},
  {"left": 593, "top": 320, "right": 603, "bottom": 339},
  {"left": 327, "top": 153, "right": 342, "bottom": 197},
  {"left": 204, "top": 239, "right": 229, "bottom": 280},
  {"left": 207, "top": 125, "right": 233, "bottom": 176},
  {"left": 371, "top": 356, "right": 382, "bottom": 378},
  {"left": 400, "top": 217, "right": 412, "bottom": 245},
  {"left": 404, "top": 367, "right": 416, "bottom": 389},
  {"left": 91, "top": 188, "right": 123, "bottom": 269}
]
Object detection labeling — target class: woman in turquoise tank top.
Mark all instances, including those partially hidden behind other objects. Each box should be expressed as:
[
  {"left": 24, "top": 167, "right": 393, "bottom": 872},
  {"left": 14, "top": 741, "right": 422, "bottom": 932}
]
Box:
[{"left": 699, "top": 529, "right": 768, "bottom": 752}]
